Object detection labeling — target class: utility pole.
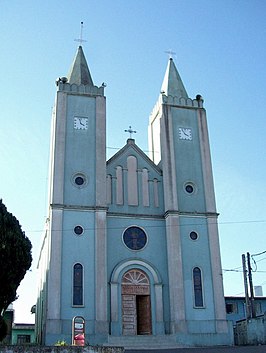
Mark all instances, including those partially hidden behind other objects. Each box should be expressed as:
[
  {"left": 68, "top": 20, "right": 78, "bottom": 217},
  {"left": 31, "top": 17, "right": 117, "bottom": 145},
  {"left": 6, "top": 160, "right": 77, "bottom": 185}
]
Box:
[
  {"left": 242, "top": 253, "right": 250, "bottom": 319},
  {"left": 247, "top": 252, "right": 256, "bottom": 318}
]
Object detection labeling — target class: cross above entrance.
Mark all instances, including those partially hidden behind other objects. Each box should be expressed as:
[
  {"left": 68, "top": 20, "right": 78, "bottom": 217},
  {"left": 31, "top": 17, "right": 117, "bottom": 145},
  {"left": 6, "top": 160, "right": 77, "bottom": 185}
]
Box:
[{"left": 124, "top": 126, "right": 137, "bottom": 139}]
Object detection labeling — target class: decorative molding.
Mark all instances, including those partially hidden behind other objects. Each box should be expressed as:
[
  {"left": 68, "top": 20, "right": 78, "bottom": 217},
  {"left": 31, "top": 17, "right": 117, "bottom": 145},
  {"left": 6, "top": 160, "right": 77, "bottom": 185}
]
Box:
[
  {"left": 58, "top": 82, "right": 104, "bottom": 96},
  {"left": 164, "top": 210, "right": 219, "bottom": 218},
  {"left": 50, "top": 203, "right": 108, "bottom": 212},
  {"left": 107, "top": 212, "right": 164, "bottom": 219}
]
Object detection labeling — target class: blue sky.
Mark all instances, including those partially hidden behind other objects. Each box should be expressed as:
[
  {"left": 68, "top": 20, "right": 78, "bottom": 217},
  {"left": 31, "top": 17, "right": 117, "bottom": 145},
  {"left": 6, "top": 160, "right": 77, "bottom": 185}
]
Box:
[{"left": 0, "top": 0, "right": 265, "bottom": 323}]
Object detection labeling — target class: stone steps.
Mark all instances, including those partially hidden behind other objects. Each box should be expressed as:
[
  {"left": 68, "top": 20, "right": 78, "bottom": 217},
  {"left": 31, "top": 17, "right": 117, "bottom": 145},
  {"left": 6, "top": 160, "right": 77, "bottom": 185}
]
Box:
[{"left": 105, "top": 335, "right": 185, "bottom": 349}]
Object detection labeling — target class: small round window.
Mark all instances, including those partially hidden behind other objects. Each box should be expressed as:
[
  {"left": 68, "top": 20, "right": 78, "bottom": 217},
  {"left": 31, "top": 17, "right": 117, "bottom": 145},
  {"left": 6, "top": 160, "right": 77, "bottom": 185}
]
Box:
[
  {"left": 74, "top": 225, "right": 84, "bottom": 236},
  {"left": 75, "top": 176, "right": 85, "bottom": 186},
  {"left": 190, "top": 231, "right": 198, "bottom": 241},
  {"left": 184, "top": 182, "right": 195, "bottom": 194},
  {"left": 72, "top": 173, "right": 87, "bottom": 188},
  {"left": 123, "top": 226, "right": 147, "bottom": 251}
]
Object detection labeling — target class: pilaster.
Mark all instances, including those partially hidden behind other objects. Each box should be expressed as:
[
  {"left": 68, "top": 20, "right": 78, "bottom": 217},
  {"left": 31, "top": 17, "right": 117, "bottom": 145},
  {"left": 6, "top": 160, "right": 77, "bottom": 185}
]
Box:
[
  {"left": 164, "top": 213, "right": 186, "bottom": 333},
  {"left": 197, "top": 108, "right": 216, "bottom": 213},
  {"left": 95, "top": 209, "right": 108, "bottom": 334},
  {"left": 46, "top": 207, "right": 63, "bottom": 335},
  {"left": 160, "top": 104, "right": 179, "bottom": 210},
  {"left": 50, "top": 92, "right": 67, "bottom": 205}
]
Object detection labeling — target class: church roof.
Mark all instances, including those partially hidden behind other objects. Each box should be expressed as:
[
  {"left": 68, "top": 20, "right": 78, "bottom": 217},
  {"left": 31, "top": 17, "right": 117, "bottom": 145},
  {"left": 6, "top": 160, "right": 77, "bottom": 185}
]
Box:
[
  {"left": 67, "top": 46, "right": 94, "bottom": 85},
  {"left": 161, "top": 58, "right": 188, "bottom": 98},
  {"left": 107, "top": 138, "right": 162, "bottom": 175}
]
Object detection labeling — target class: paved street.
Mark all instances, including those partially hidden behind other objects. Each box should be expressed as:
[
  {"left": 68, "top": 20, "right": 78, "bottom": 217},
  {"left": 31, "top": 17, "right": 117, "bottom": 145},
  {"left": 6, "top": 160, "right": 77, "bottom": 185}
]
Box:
[{"left": 126, "top": 346, "right": 266, "bottom": 353}]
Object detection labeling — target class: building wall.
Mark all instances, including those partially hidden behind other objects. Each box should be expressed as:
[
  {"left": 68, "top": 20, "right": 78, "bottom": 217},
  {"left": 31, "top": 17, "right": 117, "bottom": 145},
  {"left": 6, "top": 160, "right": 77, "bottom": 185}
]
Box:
[
  {"left": 225, "top": 297, "right": 266, "bottom": 325},
  {"left": 235, "top": 314, "right": 266, "bottom": 345},
  {"left": 11, "top": 325, "right": 35, "bottom": 345},
  {"left": 36, "top": 48, "right": 233, "bottom": 347}
]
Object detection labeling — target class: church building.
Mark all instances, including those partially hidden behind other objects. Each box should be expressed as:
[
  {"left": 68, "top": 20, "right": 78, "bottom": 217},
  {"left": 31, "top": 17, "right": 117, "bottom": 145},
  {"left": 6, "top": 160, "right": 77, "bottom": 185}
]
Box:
[{"left": 36, "top": 46, "right": 233, "bottom": 347}]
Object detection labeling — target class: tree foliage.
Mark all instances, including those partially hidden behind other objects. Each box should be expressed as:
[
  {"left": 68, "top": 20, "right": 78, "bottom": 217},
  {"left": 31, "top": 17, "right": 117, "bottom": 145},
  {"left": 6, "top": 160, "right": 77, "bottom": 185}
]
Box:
[
  {"left": 0, "top": 199, "right": 32, "bottom": 338},
  {"left": 0, "top": 316, "right": 7, "bottom": 342}
]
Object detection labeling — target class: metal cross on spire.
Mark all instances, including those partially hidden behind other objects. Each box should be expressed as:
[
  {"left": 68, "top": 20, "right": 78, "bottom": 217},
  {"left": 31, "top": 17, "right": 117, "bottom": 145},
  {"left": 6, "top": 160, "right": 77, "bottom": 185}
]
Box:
[
  {"left": 124, "top": 126, "right": 137, "bottom": 139},
  {"left": 165, "top": 49, "right": 177, "bottom": 59},
  {"left": 74, "top": 21, "right": 87, "bottom": 46}
]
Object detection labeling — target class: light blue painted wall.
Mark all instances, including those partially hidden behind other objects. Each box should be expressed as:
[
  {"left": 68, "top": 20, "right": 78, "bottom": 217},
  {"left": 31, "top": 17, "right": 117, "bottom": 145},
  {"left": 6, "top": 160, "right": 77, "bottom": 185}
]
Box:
[
  {"left": 107, "top": 218, "right": 168, "bottom": 278},
  {"left": 180, "top": 216, "right": 215, "bottom": 320},
  {"left": 107, "top": 216, "right": 170, "bottom": 333},
  {"left": 64, "top": 95, "right": 96, "bottom": 206},
  {"left": 61, "top": 210, "right": 95, "bottom": 322},
  {"left": 171, "top": 107, "right": 206, "bottom": 212}
]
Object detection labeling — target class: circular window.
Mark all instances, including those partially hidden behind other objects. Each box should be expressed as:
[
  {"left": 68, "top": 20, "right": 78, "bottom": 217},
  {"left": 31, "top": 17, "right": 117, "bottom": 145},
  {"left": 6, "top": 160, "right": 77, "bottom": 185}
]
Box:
[
  {"left": 190, "top": 231, "right": 198, "bottom": 240},
  {"left": 185, "top": 184, "right": 194, "bottom": 193},
  {"left": 123, "top": 226, "right": 147, "bottom": 251},
  {"left": 75, "top": 176, "right": 85, "bottom": 186},
  {"left": 74, "top": 225, "right": 84, "bottom": 236},
  {"left": 72, "top": 173, "right": 87, "bottom": 188},
  {"left": 184, "top": 182, "right": 196, "bottom": 194}
]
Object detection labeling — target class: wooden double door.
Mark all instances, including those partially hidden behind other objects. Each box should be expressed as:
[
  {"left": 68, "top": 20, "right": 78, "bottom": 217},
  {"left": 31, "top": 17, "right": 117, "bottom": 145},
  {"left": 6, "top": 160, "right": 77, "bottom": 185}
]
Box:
[{"left": 122, "top": 269, "right": 152, "bottom": 335}]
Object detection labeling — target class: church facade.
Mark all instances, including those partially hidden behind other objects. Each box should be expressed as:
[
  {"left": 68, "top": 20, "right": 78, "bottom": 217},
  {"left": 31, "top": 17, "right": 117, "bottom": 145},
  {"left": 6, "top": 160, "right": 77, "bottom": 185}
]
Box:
[{"left": 36, "top": 46, "right": 233, "bottom": 347}]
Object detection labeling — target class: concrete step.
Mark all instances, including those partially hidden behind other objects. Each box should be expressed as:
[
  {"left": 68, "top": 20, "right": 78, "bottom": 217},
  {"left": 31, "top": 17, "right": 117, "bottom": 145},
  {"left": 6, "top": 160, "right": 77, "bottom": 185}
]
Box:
[{"left": 105, "top": 335, "right": 185, "bottom": 349}]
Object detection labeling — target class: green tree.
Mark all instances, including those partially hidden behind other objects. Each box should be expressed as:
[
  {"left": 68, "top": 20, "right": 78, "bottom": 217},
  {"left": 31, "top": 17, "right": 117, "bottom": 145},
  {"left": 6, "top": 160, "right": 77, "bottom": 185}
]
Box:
[{"left": 0, "top": 200, "right": 32, "bottom": 341}]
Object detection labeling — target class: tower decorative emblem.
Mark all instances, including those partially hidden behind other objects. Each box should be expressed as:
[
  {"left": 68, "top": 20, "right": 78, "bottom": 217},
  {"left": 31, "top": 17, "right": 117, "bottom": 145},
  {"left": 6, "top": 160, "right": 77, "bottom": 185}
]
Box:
[{"left": 124, "top": 126, "right": 137, "bottom": 139}]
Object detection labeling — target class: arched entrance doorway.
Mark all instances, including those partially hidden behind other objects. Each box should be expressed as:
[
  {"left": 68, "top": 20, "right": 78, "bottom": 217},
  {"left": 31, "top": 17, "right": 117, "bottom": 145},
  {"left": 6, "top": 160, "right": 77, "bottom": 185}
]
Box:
[{"left": 122, "top": 269, "right": 152, "bottom": 335}]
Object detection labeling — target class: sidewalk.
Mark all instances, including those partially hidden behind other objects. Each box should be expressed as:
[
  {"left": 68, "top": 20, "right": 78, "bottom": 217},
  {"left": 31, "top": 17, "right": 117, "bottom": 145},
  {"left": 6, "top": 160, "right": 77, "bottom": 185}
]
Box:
[{"left": 126, "top": 346, "right": 266, "bottom": 353}]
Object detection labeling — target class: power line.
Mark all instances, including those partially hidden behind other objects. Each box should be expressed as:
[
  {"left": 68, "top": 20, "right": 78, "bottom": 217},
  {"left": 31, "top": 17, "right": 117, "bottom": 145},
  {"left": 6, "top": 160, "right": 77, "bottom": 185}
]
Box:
[
  {"left": 25, "top": 218, "right": 266, "bottom": 234},
  {"left": 251, "top": 250, "right": 266, "bottom": 257},
  {"left": 223, "top": 263, "right": 243, "bottom": 272}
]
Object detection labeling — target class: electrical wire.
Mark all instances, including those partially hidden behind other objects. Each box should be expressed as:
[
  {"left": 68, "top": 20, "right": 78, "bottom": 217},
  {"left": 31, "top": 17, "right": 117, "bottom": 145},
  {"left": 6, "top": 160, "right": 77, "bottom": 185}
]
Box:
[{"left": 25, "top": 218, "right": 266, "bottom": 234}]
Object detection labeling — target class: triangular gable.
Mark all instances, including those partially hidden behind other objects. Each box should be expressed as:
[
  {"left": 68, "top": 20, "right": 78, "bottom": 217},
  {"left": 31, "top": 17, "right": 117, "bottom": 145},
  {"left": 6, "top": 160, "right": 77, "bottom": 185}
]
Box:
[{"left": 107, "top": 138, "right": 162, "bottom": 176}]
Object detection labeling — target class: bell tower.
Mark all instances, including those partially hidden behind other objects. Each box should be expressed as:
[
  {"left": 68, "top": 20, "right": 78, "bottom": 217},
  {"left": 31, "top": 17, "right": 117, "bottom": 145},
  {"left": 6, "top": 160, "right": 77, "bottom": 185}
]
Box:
[
  {"left": 38, "top": 46, "right": 108, "bottom": 344},
  {"left": 148, "top": 58, "right": 227, "bottom": 334}
]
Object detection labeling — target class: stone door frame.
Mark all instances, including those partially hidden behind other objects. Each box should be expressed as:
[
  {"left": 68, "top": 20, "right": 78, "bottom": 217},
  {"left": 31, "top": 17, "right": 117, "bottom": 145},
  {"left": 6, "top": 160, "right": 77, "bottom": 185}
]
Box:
[
  {"left": 122, "top": 269, "right": 151, "bottom": 335},
  {"left": 110, "top": 259, "right": 164, "bottom": 335}
]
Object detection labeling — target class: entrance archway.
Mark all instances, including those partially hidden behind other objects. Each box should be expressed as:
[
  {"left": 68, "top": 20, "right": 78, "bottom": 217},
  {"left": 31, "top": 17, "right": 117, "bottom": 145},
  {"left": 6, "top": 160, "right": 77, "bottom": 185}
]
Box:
[{"left": 122, "top": 269, "right": 152, "bottom": 335}]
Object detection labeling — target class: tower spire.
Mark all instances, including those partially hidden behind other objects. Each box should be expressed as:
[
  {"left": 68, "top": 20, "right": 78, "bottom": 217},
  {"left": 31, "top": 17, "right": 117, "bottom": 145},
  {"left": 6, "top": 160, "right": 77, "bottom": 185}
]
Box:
[
  {"left": 161, "top": 58, "right": 188, "bottom": 98},
  {"left": 67, "top": 46, "right": 93, "bottom": 86}
]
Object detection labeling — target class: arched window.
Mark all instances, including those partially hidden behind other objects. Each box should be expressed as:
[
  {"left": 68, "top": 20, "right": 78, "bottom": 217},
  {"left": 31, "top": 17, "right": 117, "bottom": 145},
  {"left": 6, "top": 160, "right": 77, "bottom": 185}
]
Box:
[
  {"left": 73, "top": 263, "right": 83, "bottom": 306},
  {"left": 193, "top": 267, "right": 204, "bottom": 307}
]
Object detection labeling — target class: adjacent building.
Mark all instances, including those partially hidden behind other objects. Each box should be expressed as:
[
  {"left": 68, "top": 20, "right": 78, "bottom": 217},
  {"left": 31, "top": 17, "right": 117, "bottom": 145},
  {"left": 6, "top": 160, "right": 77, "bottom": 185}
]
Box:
[
  {"left": 11, "top": 324, "right": 35, "bottom": 345},
  {"left": 225, "top": 296, "right": 266, "bottom": 326}
]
